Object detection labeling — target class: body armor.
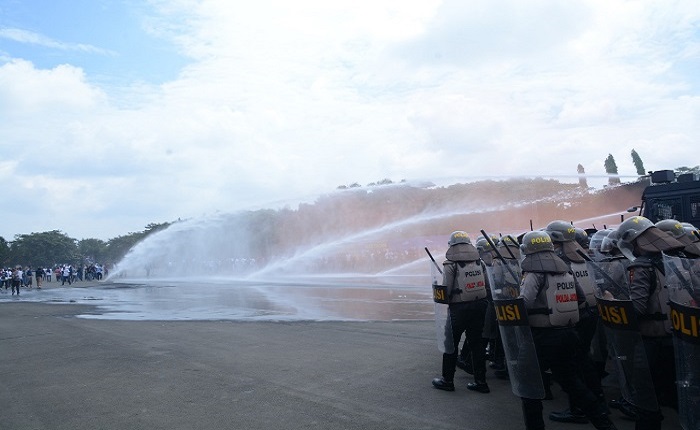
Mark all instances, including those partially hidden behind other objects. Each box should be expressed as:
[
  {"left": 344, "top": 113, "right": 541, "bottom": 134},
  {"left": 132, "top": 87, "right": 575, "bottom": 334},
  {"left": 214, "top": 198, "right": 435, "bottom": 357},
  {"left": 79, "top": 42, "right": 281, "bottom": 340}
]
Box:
[
  {"left": 444, "top": 260, "right": 487, "bottom": 303},
  {"left": 628, "top": 257, "right": 671, "bottom": 337}
]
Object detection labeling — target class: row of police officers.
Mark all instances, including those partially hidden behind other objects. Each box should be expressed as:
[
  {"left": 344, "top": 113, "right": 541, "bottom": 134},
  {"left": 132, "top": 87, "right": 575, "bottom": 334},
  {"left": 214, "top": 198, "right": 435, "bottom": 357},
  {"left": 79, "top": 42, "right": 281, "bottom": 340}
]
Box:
[{"left": 429, "top": 216, "right": 700, "bottom": 430}]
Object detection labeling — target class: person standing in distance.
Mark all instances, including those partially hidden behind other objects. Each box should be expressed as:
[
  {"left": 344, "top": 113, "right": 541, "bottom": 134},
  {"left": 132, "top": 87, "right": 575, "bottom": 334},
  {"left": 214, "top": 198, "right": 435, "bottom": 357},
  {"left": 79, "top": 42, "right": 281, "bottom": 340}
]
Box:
[
  {"left": 518, "top": 230, "right": 617, "bottom": 430},
  {"left": 432, "top": 231, "right": 491, "bottom": 394}
]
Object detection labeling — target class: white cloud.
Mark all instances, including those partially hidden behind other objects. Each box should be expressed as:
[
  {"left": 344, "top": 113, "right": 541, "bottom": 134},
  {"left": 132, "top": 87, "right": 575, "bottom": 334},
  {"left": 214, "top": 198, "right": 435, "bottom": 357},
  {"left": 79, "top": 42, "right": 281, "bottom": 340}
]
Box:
[
  {"left": 1, "top": 0, "right": 699, "bottom": 240},
  {"left": 0, "top": 27, "right": 113, "bottom": 54}
]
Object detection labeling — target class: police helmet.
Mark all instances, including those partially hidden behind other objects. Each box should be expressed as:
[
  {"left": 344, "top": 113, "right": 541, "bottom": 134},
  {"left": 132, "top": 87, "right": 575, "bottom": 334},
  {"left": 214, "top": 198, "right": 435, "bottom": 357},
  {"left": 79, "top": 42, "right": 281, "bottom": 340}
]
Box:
[
  {"left": 617, "top": 215, "right": 683, "bottom": 258},
  {"left": 681, "top": 222, "right": 700, "bottom": 242},
  {"left": 499, "top": 235, "right": 519, "bottom": 248},
  {"left": 574, "top": 228, "right": 589, "bottom": 249},
  {"left": 497, "top": 235, "right": 521, "bottom": 259},
  {"left": 600, "top": 230, "right": 620, "bottom": 253},
  {"left": 520, "top": 231, "right": 554, "bottom": 255},
  {"left": 589, "top": 229, "right": 611, "bottom": 252},
  {"left": 617, "top": 216, "right": 655, "bottom": 245},
  {"left": 655, "top": 219, "right": 686, "bottom": 240},
  {"left": 544, "top": 220, "right": 577, "bottom": 242},
  {"left": 475, "top": 236, "right": 494, "bottom": 252},
  {"left": 448, "top": 231, "right": 471, "bottom": 246}
]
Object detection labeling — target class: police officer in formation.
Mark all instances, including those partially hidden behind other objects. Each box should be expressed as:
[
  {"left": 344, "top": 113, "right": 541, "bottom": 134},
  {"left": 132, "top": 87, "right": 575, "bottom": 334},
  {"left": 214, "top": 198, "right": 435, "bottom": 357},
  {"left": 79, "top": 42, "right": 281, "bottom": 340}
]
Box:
[
  {"left": 544, "top": 221, "right": 607, "bottom": 424},
  {"left": 429, "top": 218, "right": 699, "bottom": 429},
  {"left": 432, "top": 231, "right": 491, "bottom": 393},
  {"left": 517, "top": 229, "right": 617, "bottom": 430},
  {"left": 456, "top": 235, "right": 506, "bottom": 377}
]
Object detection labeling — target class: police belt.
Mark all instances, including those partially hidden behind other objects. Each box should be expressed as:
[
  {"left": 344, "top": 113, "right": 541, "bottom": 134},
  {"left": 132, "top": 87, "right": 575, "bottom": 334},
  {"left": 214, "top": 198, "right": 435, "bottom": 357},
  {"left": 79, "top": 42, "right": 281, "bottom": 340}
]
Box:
[{"left": 528, "top": 307, "right": 551, "bottom": 315}]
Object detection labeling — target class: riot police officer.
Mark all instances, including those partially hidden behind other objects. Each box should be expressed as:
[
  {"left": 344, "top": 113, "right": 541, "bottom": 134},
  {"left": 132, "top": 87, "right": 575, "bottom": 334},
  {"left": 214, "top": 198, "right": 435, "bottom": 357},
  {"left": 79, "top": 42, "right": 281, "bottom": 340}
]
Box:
[
  {"left": 432, "top": 231, "right": 491, "bottom": 393},
  {"left": 616, "top": 216, "right": 684, "bottom": 430},
  {"left": 519, "top": 230, "right": 617, "bottom": 430},
  {"left": 544, "top": 220, "right": 608, "bottom": 424},
  {"left": 457, "top": 235, "right": 497, "bottom": 375}
]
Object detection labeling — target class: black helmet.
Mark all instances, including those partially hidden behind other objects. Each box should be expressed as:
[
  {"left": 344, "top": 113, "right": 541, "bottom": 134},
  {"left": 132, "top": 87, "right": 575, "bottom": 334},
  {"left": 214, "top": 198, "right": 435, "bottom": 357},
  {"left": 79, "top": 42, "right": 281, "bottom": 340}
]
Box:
[
  {"left": 520, "top": 231, "right": 554, "bottom": 255},
  {"left": 448, "top": 231, "right": 471, "bottom": 246}
]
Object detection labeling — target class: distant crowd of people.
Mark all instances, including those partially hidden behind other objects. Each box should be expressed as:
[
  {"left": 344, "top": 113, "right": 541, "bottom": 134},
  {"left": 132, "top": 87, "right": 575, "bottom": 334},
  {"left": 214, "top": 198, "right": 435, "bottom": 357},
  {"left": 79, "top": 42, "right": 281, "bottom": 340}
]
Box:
[{"left": 1, "top": 264, "right": 107, "bottom": 295}]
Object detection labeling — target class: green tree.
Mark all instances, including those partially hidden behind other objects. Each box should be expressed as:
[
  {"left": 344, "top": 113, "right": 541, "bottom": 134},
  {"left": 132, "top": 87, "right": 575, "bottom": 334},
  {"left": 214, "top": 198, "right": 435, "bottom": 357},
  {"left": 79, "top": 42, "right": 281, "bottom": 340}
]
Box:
[
  {"left": 9, "top": 230, "right": 78, "bottom": 267},
  {"left": 676, "top": 165, "right": 700, "bottom": 175},
  {"left": 631, "top": 149, "right": 646, "bottom": 175},
  {"left": 604, "top": 154, "right": 620, "bottom": 185},
  {"left": 78, "top": 238, "right": 107, "bottom": 263},
  {"left": 0, "top": 236, "right": 10, "bottom": 267}
]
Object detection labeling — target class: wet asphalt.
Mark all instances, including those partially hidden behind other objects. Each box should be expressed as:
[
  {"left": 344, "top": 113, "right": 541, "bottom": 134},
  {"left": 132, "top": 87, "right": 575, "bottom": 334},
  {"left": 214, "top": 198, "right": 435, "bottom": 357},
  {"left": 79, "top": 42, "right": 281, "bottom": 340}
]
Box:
[{"left": 0, "top": 300, "right": 679, "bottom": 429}]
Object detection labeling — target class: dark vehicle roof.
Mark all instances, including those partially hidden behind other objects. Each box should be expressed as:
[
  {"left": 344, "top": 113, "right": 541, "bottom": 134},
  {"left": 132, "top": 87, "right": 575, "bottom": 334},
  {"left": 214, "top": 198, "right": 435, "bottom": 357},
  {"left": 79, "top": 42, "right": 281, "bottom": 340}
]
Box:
[{"left": 641, "top": 176, "right": 700, "bottom": 228}]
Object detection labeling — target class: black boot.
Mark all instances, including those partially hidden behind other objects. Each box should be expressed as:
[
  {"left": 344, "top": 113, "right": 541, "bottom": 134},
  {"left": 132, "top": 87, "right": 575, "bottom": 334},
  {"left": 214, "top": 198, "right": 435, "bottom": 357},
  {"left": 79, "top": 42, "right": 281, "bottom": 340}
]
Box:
[
  {"left": 431, "top": 377, "right": 455, "bottom": 391},
  {"left": 549, "top": 408, "right": 589, "bottom": 424},
  {"left": 467, "top": 370, "right": 491, "bottom": 394},
  {"left": 466, "top": 379, "right": 490, "bottom": 394}
]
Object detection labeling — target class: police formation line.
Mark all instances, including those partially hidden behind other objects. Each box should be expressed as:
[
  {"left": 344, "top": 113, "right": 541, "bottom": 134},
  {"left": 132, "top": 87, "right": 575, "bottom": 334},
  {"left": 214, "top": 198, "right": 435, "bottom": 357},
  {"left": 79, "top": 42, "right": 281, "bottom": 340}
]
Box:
[{"left": 428, "top": 216, "right": 700, "bottom": 430}]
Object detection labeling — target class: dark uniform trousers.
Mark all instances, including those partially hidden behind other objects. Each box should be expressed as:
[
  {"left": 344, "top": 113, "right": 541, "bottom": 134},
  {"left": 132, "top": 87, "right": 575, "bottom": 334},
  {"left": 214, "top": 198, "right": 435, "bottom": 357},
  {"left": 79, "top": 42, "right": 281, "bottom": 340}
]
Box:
[
  {"left": 574, "top": 310, "right": 606, "bottom": 405},
  {"left": 522, "top": 327, "right": 607, "bottom": 430},
  {"left": 442, "top": 299, "right": 488, "bottom": 382},
  {"left": 635, "top": 336, "right": 677, "bottom": 430}
]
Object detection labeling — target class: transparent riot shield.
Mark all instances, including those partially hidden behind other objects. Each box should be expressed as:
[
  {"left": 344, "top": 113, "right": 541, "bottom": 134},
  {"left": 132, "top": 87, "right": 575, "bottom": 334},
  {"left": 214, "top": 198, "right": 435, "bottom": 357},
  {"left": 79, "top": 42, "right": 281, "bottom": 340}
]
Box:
[
  {"left": 489, "top": 259, "right": 521, "bottom": 300},
  {"left": 663, "top": 254, "right": 698, "bottom": 307},
  {"left": 431, "top": 261, "right": 453, "bottom": 354},
  {"left": 588, "top": 259, "right": 659, "bottom": 412},
  {"left": 585, "top": 259, "right": 629, "bottom": 300},
  {"left": 663, "top": 254, "right": 700, "bottom": 430},
  {"left": 485, "top": 264, "right": 545, "bottom": 399}
]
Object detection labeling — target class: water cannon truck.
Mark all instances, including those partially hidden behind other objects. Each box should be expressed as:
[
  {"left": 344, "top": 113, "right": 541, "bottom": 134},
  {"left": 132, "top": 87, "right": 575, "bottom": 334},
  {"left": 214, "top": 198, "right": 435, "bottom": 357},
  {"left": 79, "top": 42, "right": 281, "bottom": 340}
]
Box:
[{"left": 634, "top": 169, "right": 700, "bottom": 228}]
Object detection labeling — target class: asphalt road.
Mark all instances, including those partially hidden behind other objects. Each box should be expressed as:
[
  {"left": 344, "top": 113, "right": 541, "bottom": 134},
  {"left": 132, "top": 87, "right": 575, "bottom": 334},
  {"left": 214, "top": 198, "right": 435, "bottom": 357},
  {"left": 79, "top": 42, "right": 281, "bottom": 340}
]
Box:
[{"left": 0, "top": 301, "right": 679, "bottom": 430}]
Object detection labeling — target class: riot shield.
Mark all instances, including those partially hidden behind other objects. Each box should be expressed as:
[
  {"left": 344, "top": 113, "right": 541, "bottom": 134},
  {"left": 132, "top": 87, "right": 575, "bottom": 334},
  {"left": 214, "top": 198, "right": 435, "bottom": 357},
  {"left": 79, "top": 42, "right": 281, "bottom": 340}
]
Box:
[
  {"left": 585, "top": 259, "right": 629, "bottom": 300},
  {"left": 488, "top": 259, "right": 521, "bottom": 300},
  {"left": 431, "top": 261, "right": 454, "bottom": 354},
  {"left": 663, "top": 254, "right": 700, "bottom": 430},
  {"left": 493, "top": 298, "right": 545, "bottom": 399},
  {"left": 663, "top": 254, "right": 698, "bottom": 307},
  {"left": 484, "top": 264, "right": 544, "bottom": 399},
  {"left": 586, "top": 259, "right": 658, "bottom": 411},
  {"left": 596, "top": 296, "right": 659, "bottom": 412}
]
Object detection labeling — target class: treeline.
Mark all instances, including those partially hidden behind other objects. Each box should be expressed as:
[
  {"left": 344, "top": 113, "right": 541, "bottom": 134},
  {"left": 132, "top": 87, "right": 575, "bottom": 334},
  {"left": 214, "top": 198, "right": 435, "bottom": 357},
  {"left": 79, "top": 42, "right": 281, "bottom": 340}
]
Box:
[{"left": 0, "top": 223, "right": 171, "bottom": 269}]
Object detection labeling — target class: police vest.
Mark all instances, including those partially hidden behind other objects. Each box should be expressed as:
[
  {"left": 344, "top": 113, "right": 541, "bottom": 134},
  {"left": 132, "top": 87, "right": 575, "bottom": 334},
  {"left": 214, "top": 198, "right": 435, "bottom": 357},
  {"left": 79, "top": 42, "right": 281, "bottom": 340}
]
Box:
[
  {"left": 570, "top": 261, "right": 597, "bottom": 308},
  {"left": 530, "top": 272, "right": 580, "bottom": 328},
  {"left": 451, "top": 261, "right": 487, "bottom": 303}
]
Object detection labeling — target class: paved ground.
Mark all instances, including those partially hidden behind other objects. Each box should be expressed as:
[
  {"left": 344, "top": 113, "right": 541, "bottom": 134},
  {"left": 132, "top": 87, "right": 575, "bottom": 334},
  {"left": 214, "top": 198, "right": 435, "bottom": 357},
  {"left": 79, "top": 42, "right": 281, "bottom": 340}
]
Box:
[{"left": 0, "top": 300, "right": 679, "bottom": 430}]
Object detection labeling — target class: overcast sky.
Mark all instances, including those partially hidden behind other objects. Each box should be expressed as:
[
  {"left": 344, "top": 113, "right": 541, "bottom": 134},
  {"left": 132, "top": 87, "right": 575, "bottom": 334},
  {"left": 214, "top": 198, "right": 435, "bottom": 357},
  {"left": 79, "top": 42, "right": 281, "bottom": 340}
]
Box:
[{"left": 1, "top": 0, "right": 698, "bottom": 241}]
